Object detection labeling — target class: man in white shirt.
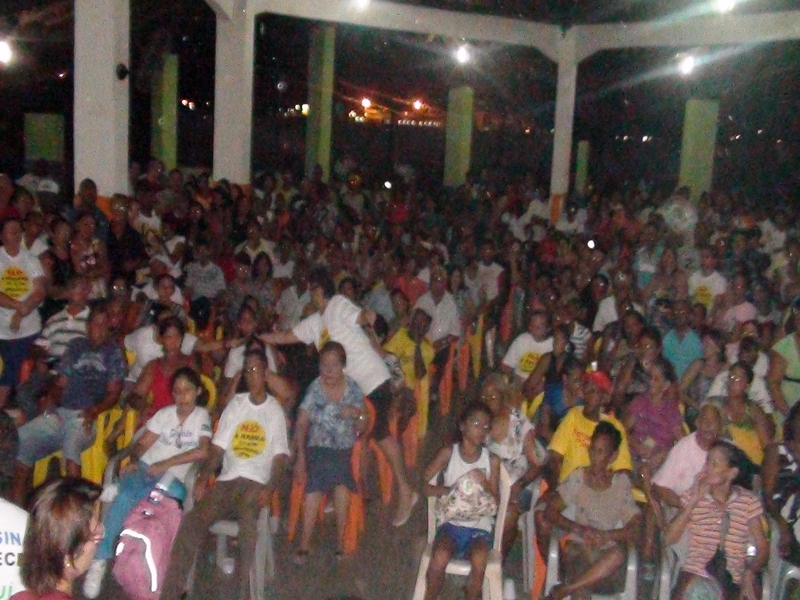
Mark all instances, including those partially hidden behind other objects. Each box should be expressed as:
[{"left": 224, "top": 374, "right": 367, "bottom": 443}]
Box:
[
  {"left": 688, "top": 246, "right": 728, "bottom": 313},
  {"left": 160, "top": 351, "right": 288, "bottom": 600},
  {"left": 414, "top": 266, "right": 461, "bottom": 356},
  {"left": 261, "top": 267, "right": 419, "bottom": 527},
  {"left": 502, "top": 311, "right": 554, "bottom": 385}
]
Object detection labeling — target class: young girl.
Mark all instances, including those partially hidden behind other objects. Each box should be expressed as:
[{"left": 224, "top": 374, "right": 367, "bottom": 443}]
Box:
[
  {"left": 83, "top": 367, "right": 211, "bottom": 598},
  {"left": 422, "top": 402, "right": 501, "bottom": 600}
]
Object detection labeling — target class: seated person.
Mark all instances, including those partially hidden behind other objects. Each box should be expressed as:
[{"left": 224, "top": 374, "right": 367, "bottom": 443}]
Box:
[
  {"left": 11, "top": 302, "right": 126, "bottom": 505},
  {"left": 501, "top": 311, "right": 553, "bottom": 390},
  {"left": 82, "top": 367, "right": 211, "bottom": 598},
  {"left": 383, "top": 306, "right": 436, "bottom": 391},
  {"left": 159, "top": 350, "right": 289, "bottom": 600},
  {"left": 482, "top": 374, "right": 544, "bottom": 559},
  {"left": 665, "top": 441, "right": 768, "bottom": 600},
  {"left": 422, "top": 401, "right": 501, "bottom": 600},
  {"left": 36, "top": 275, "right": 91, "bottom": 360},
  {"left": 622, "top": 356, "right": 684, "bottom": 476},
  {"left": 538, "top": 355, "right": 584, "bottom": 441},
  {"left": 291, "top": 342, "right": 367, "bottom": 562},
  {"left": 542, "top": 422, "right": 641, "bottom": 600},
  {"left": 763, "top": 403, "right": 800, "bottom": 568}
]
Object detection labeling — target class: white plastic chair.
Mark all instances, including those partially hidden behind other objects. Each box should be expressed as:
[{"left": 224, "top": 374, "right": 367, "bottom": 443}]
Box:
[
  {"left": 411, "top": 465, "right": 512, "bottom": 600},
  {"left": 519, "top": 479, "right": 543, "bottom": 594},
  {"left": 766, "top": 518, "right": 797, "bottom": 600},
  {"left": 208, "top": 507, "right": 275, "bottom": 600},
  {"left": 544, "top": 528, "right": 638, "bottom": 600}
]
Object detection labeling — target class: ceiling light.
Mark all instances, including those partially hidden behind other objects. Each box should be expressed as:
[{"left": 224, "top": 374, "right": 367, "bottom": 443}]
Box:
[
  {"left": 0, "top": 41, "right": 12, "bottom": 65},
  {"left": 455, "top": 45, "right": 470, "bottom": 64}
]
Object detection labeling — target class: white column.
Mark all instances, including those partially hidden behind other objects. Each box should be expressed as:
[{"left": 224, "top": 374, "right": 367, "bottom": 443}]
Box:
[
  {"left": 212, "top": 4, "right": 254, "bottom": 184},
  {"left": 74, "top": 0, "right": 129, "bottom": 196},
  {"left": 549, "top": 32, "right": 578, "bottom": 213}
]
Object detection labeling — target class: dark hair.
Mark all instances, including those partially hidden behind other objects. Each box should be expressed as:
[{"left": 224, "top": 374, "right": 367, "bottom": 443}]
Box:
[
  {"left": 320, "top": 340, "right": 347, "bottom": 366},
  {"left": 155, "top": 273, "right": 176, "bottom": 288},
  {"left": 308, "top": 266, "right": 336, "bottom": 299},
  {"left": 234, "top": 252, "right": 252, "bottom": 267},
  {"left": 88, "top": 300, "right": 109, "bottom": 321},
  {"left": 730, "top": 361, "right": 754, "bottom": 385},
  {"left": 785, "top": 403, "right": 800, "bottom": 442},
  {"left": 651, "top": 356, "right": 678, "bottom": 384},
  {"left": 372, "top": 314, "right": 389, "bottom": 340},
  {"left": 244, "top": 348, "right": 268, "bottom": 365},
  {"left": 709, "top": 440, "right": 757, "bottom": 489},
  {"left": 171, "top": 366, "right": 207, "bottom": 407},
  {"left": 592, "top": 421, "right": 622, "bottom": 451},
  {"left": 252, "top": 252, "right": 273, "bottom": 277},
  {"left": 701, "top": 328, "right": 725, "bottom": 362},
  {"left": 458, "top": 401, "right": 492, "bottom": 430},
  {"left": 640, "top": 326, "right": 662, "bottom": 348},
  {"left": 158, "top": 316, "right": 186, "bottom": 338},
  {"left": 21, "top": 478, "right": 102, "bottom": 595}
]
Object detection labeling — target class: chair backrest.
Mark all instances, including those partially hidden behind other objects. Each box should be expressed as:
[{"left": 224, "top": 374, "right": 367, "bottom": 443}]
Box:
[
  {"left": 425, "top": 464, "right": 512, "bottom": 551},
  {"left": 201, "top": 374, "right": 217, "bottom": 410}
]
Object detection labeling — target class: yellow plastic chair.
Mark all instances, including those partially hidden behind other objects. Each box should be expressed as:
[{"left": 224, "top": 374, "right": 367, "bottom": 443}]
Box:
[
  {"left": 201, "top": 374, "right": 217, "bottom": 411},
  {"left": 521, "top": 392, "right": 545, "bottom": 421}
]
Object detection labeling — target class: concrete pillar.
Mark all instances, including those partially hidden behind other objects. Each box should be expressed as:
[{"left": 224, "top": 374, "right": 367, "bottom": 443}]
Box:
[
  {"left": 574, "top": 140, "right": 590, "bottom": 196},
  {"left": 549, "top": 32, "right": 578, "bottom": 220},
  {"left": 151, "top": 53, "right": 178, "bottom": 171},
  {"left": 74, "top": 0, "right": 129, "bottom": 196},
  {"left": 305, "top": 24, "right": 335, "bottom": 182},
  {"left": 443, "top": 86, "right": 474, "bottom": 187},
  {"left": 212, "top": 4, "right": 254, "bottom": 184},
  {"left": 679, "top": 98, "right": 719, "bottom": 201}
]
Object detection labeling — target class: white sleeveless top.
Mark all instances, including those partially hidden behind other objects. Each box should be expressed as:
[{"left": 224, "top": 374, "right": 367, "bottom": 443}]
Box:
[{"left": 442, "top": 444, "right": 493, "bottom": 531}]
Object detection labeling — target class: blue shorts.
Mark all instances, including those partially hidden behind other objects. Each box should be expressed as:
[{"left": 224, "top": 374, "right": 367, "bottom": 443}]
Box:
[
  {"left": 435, "top": 522, "right": 493, "bottom": 558},
  {"left": 17, "top": 408, "right": 96, "bottom": 466}
]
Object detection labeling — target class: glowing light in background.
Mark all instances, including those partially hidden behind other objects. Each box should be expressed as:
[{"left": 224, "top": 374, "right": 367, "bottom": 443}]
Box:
[
  {"left": 715, "top": 0, "right": 735, "bottom": 12},
  {"left": 413, "top": 99, "right": 423, "bottom": 110},
  {"left": 0, "top": 41, "right": 12, "bottom": 65},
  {"left": 455, "top": 44, "right": 470, "bottom": 64},
  {"left": 354, "top": 0, "right": 370, "bottom": 9},
  {"left": 678, "top": 55, "right": 696, "bottom": 75}
]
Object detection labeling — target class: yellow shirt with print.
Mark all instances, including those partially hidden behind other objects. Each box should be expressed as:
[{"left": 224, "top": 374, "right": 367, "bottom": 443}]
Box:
[
  {"left": 383, "top": 328, "right": 435, "bottom": 389},
  {"left": 548, "top": 407, "right": 633, "bottom": 482}
]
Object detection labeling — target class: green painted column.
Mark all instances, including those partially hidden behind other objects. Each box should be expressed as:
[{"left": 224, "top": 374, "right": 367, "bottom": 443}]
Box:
[
  {"left": 443, "top": 86, "right": 474, "bottom": 187},
  {"left": 305, "top": 24, "right": 335, "bottom": 181},
  {"left": 679, "top": 98, "right": 719, "bottom": 201},
  {"left": 574, "top": 140, "right": 590, "bottom": 196},
  {"left": 151, "top": 53, "right": 178, "bottom": 170}
]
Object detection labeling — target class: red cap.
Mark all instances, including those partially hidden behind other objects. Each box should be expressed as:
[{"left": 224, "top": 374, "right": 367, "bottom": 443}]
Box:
[{"left": 582, "top": 370, "right": 613, "bottom": 394}]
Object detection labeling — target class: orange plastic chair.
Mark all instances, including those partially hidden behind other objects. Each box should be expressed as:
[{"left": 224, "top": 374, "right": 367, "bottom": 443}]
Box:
[
  {"left": 470, "top": 316, "right": 485, "bottom": 379},
  {"left": 287, "top": 398, "right": 376, "bottom": 555},
  {"left": 457, "top": 335, "right": 470, "bottom": 393},
  {"left": 437, "top": 342, "right": 456, "bottom": 416}
]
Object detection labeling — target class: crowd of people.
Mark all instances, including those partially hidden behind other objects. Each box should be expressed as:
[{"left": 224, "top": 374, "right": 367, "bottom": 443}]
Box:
[{"left": 2, "top": 157, "right": 800, "bottom": 600}]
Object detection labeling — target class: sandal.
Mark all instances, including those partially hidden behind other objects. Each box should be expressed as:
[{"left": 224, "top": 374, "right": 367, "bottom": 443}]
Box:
[{"left": 292, "top": 550, "right": 310, "bottom": 565}]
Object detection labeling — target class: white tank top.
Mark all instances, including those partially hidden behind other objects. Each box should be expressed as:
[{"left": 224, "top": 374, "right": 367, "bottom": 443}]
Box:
[{"left": 442, "top": 444, "right": 494, "bottom": 531}]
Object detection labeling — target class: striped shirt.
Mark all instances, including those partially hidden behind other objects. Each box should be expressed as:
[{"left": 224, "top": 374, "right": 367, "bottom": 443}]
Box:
[
  {"left": 39, "top": 306, "right": 90, "bottom": 358},
  {"left": 680, "top": 486, "right": 763, "bottom": 584}
]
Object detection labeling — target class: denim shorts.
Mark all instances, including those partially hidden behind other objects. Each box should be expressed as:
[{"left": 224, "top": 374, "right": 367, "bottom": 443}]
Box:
[
  {"left": 435, "top": 522, "right": 493, "bottom": 558},
  {"left": 17, "top": 408, "right": 96, "bottom": 466}
]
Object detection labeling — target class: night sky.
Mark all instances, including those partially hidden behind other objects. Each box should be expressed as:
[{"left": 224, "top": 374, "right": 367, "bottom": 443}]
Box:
[{"left": 0, "top": 0, "right": 799, "bottom": 195}]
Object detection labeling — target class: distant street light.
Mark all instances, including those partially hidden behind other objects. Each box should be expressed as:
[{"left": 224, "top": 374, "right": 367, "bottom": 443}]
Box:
[
  {"left": 715, "top": 0, "right": 735, "bottom": 12},
  {"left": 354, "top": 0, "right": 370, "bottom": 9},
  {"left": 678, "top": 55, "right": 696, "bottom": 76},
  {"left": 361, "top": 97, "right": 371, "bottom": 108},
  {"left": 413, "top": 99, "right": 423, "bottom": 110},
  {"left": 455, "top": 45, "right": 470, "bottom": 64},
  {"left": 0, "top": 41, "right": 12, "bottom": 65}
]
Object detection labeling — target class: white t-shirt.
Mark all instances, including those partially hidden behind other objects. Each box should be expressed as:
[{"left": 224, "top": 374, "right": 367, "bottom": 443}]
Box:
[
  {"left": 592, "top": 296, "right": 644, "bottom": 333},
  {"left": 707, "top": 369, "right": 773, "bottom": 414},
  {"left": 475, "top": 262, "right": 504, "bottom": 302},
  {"left": 651, "top": 432, "right": 707, "bottom": 495},
  {"left": 414, "top": 291, "right": 462, "bottom": 342},
  {"left": 224, "top": 344, "right": 279, "bottom": 379},
  {"left": 0, "top": 247, "right": 44, "bottom": 339},
  {"left": 141, "top": 405, "right": 212, "bottom": 481},
  {"left": 0, "top": 499, "right": 27, "bottom": 595},
  {"left": 688, "top": 270, "right": 727, "bottom": 311},
  {"left": 134, "top": 281, "right": 184, "bottom": 304},
  {"left": 134, "top": 212, "right": 162, "bottom": 238},
  {"left": 24, "top": 234, "right": 49, "bottom": 257},
  {"left": 235, "top": 238, "right": 278, "bottom": 265},
  {"left": 293, "top": 295, "right": 390, "bottom": 395},
  {"left": 124, "top": 325, "right": 198, "bottom": 381},
  {"left": 213, "top": 392, "right": 289, "bottom": 484},
  {"left": 502, "top": 333, "right": 554, "bottom": 380},
  {"left": 276, "top": 285, "right": 311, "bottom": 330}
]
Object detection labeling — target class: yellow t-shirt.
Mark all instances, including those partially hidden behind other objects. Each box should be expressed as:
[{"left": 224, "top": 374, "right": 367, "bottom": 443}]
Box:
[
  {"left": 548, "top": 407, "right": 633, "bottom": 482},
  {"left": 383, "top": 328, "right": 434, "bottom": 388}
]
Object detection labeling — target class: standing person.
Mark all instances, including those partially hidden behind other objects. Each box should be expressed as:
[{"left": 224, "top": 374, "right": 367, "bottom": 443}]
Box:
[
  {"left": 159, "top": 351, "right": 289, "bottom": 600},
  {"left": 260, "top": 267, "right": 419, "bottom": 526},
  {"left": 11, "top": 478, "right": 103, "bottom": 600},
  {"left": 0, "top": 218, "right": 47, "bottom": 410},
  {"left": 11, "top": 303, "right": 126, "bottom": 505},
  {"left": 292, "top": 342, "right": 367, "bottom": 561}
]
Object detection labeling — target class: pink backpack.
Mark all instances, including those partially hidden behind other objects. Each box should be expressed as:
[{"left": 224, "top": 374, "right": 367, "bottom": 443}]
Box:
[{"left": 112, "top": 492, "right": 182, "bottom": 600}]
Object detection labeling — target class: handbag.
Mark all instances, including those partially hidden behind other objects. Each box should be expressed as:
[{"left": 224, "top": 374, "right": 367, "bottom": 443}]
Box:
[
  {"left": 435, "top": 471, "right": 497, "bottom": 524},
  {"left": 704, "top": 512, "right": 740, "bottom": 600}
]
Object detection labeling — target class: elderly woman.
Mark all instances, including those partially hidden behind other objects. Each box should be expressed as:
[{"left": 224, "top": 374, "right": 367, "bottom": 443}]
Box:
[
  {"left": 13, "top": 478, "right": 103, "bottom": 600},
  {"left": 481, "top": 374, "right": 544, "bottom": 558},
  {"left": 666, "top": 441, "right": 768, "bottom": 600},
  {"left": 292, "top": 341, "right": 367, "bottom": 563}
]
